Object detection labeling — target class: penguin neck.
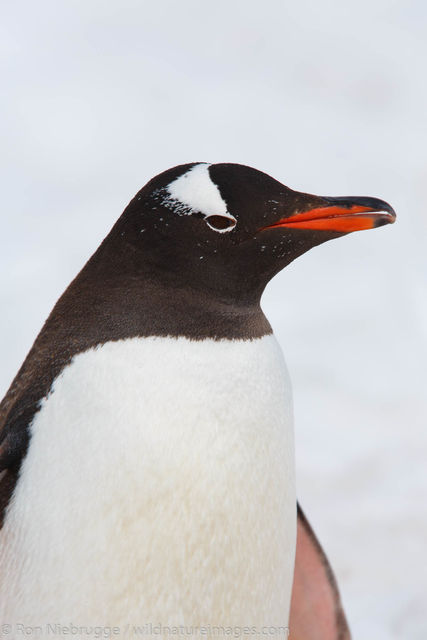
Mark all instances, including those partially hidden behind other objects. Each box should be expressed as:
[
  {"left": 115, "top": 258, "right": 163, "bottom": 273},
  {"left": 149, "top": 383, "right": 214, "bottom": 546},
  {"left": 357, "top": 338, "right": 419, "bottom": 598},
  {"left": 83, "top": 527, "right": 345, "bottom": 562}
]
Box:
[{"left": 53, "top": 260, "right": 272, "bottom": 343}]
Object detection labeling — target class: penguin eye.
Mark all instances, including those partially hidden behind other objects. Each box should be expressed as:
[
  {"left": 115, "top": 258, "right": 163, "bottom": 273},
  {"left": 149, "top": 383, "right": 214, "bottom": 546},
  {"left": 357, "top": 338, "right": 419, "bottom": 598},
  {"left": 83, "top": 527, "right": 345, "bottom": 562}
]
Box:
[{"left": 205, "top": 215, "right": 237, "bottom": 233}]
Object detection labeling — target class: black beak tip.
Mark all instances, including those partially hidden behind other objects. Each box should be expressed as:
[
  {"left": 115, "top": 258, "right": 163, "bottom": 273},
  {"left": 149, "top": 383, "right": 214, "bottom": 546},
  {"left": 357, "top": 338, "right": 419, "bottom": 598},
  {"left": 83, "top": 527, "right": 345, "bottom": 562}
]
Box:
[{"left": 331, "top": 195, "right": 396, "bottom": 224}]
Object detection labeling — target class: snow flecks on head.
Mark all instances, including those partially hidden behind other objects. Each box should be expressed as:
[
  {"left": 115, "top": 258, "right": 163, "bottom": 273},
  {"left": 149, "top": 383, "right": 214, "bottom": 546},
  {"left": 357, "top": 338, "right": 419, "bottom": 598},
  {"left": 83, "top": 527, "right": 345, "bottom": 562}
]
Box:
[{"left": 158, "top": 163, "right": 237, "bottom": 233}]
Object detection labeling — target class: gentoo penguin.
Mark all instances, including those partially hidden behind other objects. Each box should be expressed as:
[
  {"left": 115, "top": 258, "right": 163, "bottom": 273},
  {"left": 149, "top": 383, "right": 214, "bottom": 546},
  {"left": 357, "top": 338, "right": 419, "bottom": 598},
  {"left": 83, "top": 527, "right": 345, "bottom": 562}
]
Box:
[{"left": 0, "top": 163, "right": 395, "bottom": 636}]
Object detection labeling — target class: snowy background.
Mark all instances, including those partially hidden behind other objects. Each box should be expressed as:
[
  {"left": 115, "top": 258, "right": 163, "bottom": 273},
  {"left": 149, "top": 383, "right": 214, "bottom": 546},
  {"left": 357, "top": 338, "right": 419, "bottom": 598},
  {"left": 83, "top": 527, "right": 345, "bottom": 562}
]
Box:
[{"left": 1, "top": 0, "right": 426, "bottom": 637}]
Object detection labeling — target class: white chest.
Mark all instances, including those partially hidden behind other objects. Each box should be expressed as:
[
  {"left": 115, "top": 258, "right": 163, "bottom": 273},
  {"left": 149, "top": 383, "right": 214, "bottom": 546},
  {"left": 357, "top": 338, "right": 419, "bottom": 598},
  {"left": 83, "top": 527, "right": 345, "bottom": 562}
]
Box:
[{"left": 0, "top": 335, "right": 296, "bottom": 627}]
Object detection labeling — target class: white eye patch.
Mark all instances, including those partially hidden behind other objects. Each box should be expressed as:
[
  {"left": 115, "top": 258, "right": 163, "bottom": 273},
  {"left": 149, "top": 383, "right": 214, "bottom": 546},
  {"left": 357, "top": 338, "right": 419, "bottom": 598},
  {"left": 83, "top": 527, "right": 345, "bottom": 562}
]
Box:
[{"left": 161, "top": 163, "right": 237, "bottom": 233}]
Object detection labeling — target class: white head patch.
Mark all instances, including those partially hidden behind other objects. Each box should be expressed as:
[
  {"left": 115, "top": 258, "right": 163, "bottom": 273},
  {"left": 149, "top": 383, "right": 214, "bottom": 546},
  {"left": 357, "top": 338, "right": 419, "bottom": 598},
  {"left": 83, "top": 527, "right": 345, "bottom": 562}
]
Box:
[{"left": 161, "top": 163, "right": 237, "bottom": 233}]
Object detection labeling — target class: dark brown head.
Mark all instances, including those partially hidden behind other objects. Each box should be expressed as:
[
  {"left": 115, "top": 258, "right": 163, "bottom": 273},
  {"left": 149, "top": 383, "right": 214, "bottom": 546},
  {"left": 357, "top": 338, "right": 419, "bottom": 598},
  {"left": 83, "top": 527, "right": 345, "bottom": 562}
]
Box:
[{"left": 98, "top": 162, "right": 396, "bottom": 308}]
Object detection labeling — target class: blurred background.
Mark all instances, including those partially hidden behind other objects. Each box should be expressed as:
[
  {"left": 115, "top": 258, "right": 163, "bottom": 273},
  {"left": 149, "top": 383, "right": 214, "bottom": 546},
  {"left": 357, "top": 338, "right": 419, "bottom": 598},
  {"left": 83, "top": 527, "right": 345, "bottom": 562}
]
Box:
[{"left": 1, "top": 0, "right": 426, "bottom": 636}]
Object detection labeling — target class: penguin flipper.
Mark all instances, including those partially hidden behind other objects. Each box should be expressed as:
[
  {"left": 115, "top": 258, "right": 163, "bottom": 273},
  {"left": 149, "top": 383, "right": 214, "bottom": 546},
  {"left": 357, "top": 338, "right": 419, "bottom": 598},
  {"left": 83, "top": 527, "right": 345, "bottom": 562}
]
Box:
[
  {"left": 0, "top": 359, "right": 42, "bottom": 527},
  {"left": 289, "top": 502, "right": 351, "bottom": 639},
  {"left": 0, "top": 327, "right": 69, "bottom": 528}
]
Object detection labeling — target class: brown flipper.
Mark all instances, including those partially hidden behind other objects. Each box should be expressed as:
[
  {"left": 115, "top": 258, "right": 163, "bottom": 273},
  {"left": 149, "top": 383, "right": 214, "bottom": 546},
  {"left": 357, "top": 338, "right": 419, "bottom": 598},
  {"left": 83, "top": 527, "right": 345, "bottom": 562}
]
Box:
[{"left": 289, "top": 503, "right": 351, "bottom": 639}]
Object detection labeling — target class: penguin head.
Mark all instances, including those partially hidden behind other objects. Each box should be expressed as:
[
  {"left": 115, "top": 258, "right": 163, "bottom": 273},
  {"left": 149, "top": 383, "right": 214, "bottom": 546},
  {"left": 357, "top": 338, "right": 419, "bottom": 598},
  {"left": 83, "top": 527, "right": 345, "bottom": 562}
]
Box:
[{"left": 111, "top": 162, "right": 396, "bottom": 304}]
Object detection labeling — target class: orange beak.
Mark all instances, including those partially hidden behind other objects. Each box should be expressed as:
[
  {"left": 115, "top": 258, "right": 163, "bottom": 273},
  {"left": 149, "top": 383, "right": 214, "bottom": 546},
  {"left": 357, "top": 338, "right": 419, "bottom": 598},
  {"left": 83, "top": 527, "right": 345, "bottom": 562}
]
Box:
[{"left": 263, "top": 197, "right": 396, "bottom": 233}]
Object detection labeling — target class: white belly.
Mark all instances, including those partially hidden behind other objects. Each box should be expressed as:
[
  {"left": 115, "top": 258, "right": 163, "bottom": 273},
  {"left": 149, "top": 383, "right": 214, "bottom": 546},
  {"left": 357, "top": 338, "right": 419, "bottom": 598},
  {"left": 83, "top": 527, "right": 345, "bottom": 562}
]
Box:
[{"left": 0, "top": 335, "right": 296, "bottom": 628}]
